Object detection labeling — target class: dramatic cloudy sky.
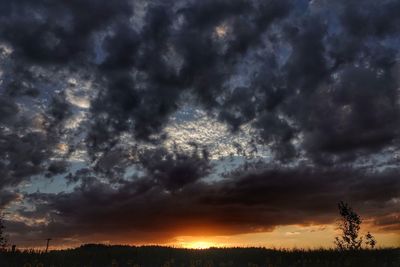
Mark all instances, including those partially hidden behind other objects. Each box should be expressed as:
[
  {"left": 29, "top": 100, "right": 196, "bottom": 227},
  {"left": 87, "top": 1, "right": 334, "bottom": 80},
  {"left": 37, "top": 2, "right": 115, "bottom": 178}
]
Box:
[{"left": 0, "top": 0, "right": 399, "bottom": 249}]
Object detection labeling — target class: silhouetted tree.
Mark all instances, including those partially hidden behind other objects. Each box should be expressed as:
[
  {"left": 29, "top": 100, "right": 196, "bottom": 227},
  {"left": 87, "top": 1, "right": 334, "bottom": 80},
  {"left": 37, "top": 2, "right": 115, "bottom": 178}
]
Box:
[
  {"left": 365, "top": 232, "right": 377, "bottom": 249},
  {"left": 334, "top": 201, "right": 363, "bottom": 250},
  {"left": 0, "top": 213, "right": 7, "bottom": 251}
]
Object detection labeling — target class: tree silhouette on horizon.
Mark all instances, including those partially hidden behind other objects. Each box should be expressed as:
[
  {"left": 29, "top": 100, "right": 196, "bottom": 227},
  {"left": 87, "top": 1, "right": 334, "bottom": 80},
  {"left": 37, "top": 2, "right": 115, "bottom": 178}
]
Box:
[
  {"left": 334, "top": 201, "right": 363, "bottom": 250},
  {"left": 0, "top": 213, "right": 7, "bottom": 251}
]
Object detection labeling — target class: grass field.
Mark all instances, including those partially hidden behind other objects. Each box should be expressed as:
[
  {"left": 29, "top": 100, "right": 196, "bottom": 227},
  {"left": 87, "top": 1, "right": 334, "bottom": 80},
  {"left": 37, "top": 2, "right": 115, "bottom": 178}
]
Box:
[{"left": 1, "top": 245, "right": 399, "bottom": 267}]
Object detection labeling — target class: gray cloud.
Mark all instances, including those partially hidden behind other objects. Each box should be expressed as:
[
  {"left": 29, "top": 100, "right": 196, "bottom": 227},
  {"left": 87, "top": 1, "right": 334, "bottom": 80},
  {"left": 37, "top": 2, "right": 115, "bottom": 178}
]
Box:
[{"left": 0, "top": 0, "right": 400, "bottom": 245}]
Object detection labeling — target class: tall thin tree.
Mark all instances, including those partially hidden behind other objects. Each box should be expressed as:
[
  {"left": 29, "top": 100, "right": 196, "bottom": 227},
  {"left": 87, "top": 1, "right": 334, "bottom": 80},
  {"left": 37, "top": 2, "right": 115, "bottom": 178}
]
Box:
[
  {"left": 0, "top": 213, "right": 8, "bottom": 251},
  {"left": 365, "top": 232, "right": 377, "bottom": 249},
  {"left": 334, "top": 201, "right": 363, "bottom": 250}
]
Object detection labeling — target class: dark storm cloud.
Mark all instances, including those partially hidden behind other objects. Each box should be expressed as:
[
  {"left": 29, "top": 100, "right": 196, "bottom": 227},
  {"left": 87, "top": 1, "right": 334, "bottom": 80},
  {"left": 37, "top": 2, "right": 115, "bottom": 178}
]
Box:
[
  {"left": 0, "top": 91, "right": 73, "bottom": 195},
  {"left": 0, "top": 97, "right": 19, "bottom": 123},
  {"left": 1, "top": 0, "right": 400, "bottom": 245},
  {"left": 0, "top": 0, "right": 132, "bottom": 64},
  {"left": 339, "top": 0, "right": 400, "bottom": 38},
  {"left": 0, "top": 0, "right": 133, "bottom": 194},
  {"left": 90, "top": 0, "right": 293, "bottom": 147},
  {"left": 137, "top": 147, "right": 211, "bottom": 191},
  {"left": 13, "top": 167, "right": 399, "bottom": 243},
  {"left": 0, "top": 190, "right": 20, "bottom": 209},
  {"left": 3, "top": 0, "right": 399, "bottom": 163},
  {"left": 302, "top": 67, "right": 399, "bottom": 162},
  {"left": 0, "top": 114, "right": 55, "bottom": 191}
]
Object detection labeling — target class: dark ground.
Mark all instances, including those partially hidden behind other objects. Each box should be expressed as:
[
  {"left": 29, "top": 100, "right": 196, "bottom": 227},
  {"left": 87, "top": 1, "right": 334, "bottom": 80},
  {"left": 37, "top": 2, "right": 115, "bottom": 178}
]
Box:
[{"left": 1, "top": 244, "right": 399, "bottom": 267}]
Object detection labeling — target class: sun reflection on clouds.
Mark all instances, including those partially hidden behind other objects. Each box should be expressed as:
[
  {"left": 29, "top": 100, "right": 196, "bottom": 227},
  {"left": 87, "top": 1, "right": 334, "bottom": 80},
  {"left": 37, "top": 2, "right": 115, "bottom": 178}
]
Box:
[
  {"left": 57, "top": 143, "right": 69, "bottom": 152},
  {"left": 65, "top": 79, "right": 92, "bottom": 109},
  {"left": 0, "top": 42, "right": 13, "bottom": 56},
  {"left": 6, "top": 212, "right": 49, "bottom": 227},
  {"left": 215, "top": 23, "right": 229, "bottom": 38}
]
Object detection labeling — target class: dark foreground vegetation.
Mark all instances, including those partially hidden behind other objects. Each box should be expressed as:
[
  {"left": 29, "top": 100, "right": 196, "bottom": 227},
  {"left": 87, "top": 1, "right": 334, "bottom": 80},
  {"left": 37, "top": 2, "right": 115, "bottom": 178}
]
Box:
[{"left": 0, "top": 245, "right": 399, "bottom": 267}]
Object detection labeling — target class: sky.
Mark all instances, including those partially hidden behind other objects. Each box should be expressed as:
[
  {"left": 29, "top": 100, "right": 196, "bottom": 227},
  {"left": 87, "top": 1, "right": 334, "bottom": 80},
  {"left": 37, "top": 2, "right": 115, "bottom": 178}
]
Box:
[{"left": 0, "top": 0, "right": 399, "bottom": 249}]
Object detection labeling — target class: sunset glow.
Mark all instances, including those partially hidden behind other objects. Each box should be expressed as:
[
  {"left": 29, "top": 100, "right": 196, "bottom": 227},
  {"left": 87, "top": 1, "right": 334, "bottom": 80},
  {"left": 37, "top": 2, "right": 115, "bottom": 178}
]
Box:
[
  {"left": 0, "top": 0, "right": 399, "bottom": 253},
  {"left": 185, "top": 241, "right": 215, "bottom": 249}
]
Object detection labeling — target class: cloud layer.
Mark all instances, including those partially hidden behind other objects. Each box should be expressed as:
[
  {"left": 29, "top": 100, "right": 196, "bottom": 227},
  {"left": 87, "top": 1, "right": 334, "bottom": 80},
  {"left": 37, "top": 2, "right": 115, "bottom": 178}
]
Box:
[{"left": 0, "top": 0, "right": 399, "bottom": 246}]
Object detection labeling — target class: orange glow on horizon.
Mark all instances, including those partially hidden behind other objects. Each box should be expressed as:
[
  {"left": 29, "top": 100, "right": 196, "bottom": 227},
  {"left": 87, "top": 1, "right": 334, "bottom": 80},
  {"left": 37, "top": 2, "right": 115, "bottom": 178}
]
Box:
[
  {"left": 184, "top": 241, "right": 216, "bottom": 249},
  {"left": 13, "top": 224, "right": 400, "bottom": 250}
]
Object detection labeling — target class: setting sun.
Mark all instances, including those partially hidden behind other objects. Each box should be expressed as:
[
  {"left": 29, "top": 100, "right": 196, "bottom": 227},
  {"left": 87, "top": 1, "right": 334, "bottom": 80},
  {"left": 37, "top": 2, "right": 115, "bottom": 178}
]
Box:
[{"left": 185, "top": 241, "right": 215, "bottom": 249}]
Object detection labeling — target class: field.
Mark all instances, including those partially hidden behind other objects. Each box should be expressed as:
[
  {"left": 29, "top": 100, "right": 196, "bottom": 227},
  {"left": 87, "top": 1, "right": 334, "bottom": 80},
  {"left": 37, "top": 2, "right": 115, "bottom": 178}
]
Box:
[{"left": 0, "top": 245, "right": 399, "bottom": 267}]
